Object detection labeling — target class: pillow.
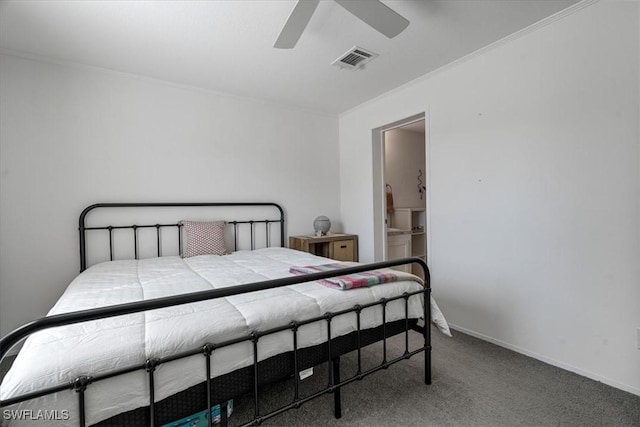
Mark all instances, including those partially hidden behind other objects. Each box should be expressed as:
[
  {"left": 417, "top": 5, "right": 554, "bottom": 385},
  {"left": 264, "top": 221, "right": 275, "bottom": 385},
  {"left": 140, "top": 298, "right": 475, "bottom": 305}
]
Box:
[{"left": 181, "top": 220, "right": 226, "bottom": 257}]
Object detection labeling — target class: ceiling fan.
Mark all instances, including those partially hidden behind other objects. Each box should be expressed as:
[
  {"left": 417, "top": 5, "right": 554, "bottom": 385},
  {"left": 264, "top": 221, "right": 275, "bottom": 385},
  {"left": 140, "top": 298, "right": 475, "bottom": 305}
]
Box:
[{"left": 274, "top": 0, "right": 410, "bottom": 49}]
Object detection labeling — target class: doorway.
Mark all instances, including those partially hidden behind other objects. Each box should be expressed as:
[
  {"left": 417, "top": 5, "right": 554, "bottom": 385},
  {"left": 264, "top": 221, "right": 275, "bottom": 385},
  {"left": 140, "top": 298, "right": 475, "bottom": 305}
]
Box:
[{"left": 371, "top": 113, "right": 429, "bottom": 273}]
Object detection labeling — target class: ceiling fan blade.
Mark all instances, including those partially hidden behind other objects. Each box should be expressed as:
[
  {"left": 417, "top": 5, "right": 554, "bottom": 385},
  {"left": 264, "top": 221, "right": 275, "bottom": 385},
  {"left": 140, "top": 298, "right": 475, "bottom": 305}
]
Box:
[
  {"left": 334, "top": 0, "right": 409, "bottom": 38},
  {"left": 274, "top": 0, "right": 320, "bottom": 49}
]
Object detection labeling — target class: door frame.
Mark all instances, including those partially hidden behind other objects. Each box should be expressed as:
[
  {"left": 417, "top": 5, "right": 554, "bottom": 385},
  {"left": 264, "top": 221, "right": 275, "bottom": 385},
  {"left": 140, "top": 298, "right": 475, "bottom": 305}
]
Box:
[{"left": 371, "top": 112, "right": 430, "bottom": 263}]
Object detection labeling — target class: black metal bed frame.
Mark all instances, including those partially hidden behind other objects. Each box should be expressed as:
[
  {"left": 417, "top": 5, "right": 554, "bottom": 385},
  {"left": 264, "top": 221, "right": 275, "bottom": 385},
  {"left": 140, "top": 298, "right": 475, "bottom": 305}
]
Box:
[
  {"left": 0, "top": 202, "right": 431, "bottom": 427},
  {"left": 78, "top": 202, "right": 286, "bottom": 272}
]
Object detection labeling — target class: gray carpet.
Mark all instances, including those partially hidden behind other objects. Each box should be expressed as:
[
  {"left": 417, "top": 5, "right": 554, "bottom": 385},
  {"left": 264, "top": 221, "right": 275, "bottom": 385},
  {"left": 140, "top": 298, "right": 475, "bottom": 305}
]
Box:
[
  {"left": 228, "top": 327, "right": 640, "bottom": 426},
  {"left": 1, "top": 328, "right": 638, "bottom": 426}
]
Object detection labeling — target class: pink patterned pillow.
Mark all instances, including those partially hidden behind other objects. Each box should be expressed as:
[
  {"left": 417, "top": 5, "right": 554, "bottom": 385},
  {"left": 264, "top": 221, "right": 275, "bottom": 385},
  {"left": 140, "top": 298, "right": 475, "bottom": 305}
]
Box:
[{"left": 181, "top": 220, "right": 227, "bottom": 257}]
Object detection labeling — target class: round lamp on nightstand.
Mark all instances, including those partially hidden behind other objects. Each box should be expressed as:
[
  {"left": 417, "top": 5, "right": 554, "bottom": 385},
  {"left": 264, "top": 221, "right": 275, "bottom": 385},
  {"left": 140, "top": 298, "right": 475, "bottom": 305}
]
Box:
[{"left": 313, "top": 216, "right": 331, "bottom": 236}]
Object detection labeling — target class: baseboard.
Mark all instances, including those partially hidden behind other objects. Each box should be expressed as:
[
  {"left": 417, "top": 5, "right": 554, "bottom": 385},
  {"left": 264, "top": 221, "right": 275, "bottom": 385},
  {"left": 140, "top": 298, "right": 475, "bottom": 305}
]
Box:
[{"left": 448, "top": 323, "right": 640, "bottom": 398}]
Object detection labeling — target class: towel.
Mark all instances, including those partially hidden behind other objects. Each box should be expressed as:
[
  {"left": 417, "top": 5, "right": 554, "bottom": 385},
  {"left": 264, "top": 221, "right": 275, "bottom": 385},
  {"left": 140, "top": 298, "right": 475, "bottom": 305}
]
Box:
[
  {"left": 289, "top": 263, "right": 422, "bottom": 290},
  {"left": 290, "top": 263, "right": 452, "bottom": 337},
  {"left": 386, "top": 185, "right": 395, "bottom": 214}
]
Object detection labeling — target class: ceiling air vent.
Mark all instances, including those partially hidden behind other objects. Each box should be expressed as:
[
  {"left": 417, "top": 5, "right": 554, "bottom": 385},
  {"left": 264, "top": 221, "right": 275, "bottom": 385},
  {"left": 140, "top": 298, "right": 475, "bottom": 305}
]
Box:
[{"left": 332, "top": 46, "right": 378, "bottom": 71}]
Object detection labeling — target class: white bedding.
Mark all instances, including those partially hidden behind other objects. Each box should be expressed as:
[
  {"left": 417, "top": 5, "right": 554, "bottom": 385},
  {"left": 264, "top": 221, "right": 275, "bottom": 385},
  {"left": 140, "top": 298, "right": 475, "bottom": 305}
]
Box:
[{"left": 0, "top": 247, "right": 449, "bottom": 426}]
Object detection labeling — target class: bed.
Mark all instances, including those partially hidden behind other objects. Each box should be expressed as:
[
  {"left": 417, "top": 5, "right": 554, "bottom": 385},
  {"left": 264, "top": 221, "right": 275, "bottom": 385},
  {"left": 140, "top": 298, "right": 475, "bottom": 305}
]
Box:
[{"left": 0, "top": 202, "right": 449, "bottom": 427}]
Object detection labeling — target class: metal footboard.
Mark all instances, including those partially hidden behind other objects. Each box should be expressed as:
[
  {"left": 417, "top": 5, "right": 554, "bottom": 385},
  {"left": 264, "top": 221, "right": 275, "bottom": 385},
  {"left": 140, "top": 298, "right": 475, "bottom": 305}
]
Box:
[{"left": 0, "top": 258, "right": 431, "bottom": 427}]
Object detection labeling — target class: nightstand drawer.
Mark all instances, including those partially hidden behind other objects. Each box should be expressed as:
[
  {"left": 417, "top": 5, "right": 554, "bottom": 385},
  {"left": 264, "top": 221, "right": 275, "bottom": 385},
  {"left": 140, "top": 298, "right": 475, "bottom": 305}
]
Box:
[
  {"left": 289, "top": 234, "right": 358, "bottom": 262},
  {"left": 332, "top": 240, "right": 355, "bottom": 262}
]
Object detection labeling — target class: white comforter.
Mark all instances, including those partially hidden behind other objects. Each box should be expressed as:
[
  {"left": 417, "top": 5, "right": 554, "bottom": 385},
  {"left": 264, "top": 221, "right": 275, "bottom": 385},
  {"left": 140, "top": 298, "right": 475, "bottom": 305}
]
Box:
[{"left": 1, "top": 247, "right": 449, "bottom": 426}]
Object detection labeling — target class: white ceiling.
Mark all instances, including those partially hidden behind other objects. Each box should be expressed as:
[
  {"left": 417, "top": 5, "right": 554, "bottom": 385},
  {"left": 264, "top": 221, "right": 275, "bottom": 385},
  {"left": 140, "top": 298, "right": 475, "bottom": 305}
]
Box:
[{"left": 0, "top": 0, "right": 580, "bottom": 115}]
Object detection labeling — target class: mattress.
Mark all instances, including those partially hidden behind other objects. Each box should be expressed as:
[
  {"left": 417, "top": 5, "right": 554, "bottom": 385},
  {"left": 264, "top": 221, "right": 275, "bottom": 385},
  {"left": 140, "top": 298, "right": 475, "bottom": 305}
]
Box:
[{"left": 0, "top": 247, "right": 449, "bottom": 426}]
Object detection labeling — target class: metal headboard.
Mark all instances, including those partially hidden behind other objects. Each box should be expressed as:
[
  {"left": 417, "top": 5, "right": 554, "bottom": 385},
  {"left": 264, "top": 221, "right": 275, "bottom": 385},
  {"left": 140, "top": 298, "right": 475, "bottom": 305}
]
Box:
[{"left": 79, "top": 202, "right": 285, "bottom": 272}]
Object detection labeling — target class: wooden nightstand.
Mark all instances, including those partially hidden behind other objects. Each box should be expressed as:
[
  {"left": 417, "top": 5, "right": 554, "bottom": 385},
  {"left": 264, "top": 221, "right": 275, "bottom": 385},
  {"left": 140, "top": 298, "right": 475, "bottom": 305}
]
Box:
[{"left": 289, "top": 234, "right": 359, "bottom": 262}]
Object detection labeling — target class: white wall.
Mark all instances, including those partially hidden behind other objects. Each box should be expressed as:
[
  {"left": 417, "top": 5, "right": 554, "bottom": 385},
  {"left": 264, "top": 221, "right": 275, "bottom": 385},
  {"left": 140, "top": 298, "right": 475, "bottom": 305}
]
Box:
[
  {"left": 384, "top": 128, "right": 426, "bottom": 210},
  {"left": 339, "top": 0, "right": 639, "bottom": 395},
  {"left": 0, "top": 54, "right": 340, "bottom": 337}
]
